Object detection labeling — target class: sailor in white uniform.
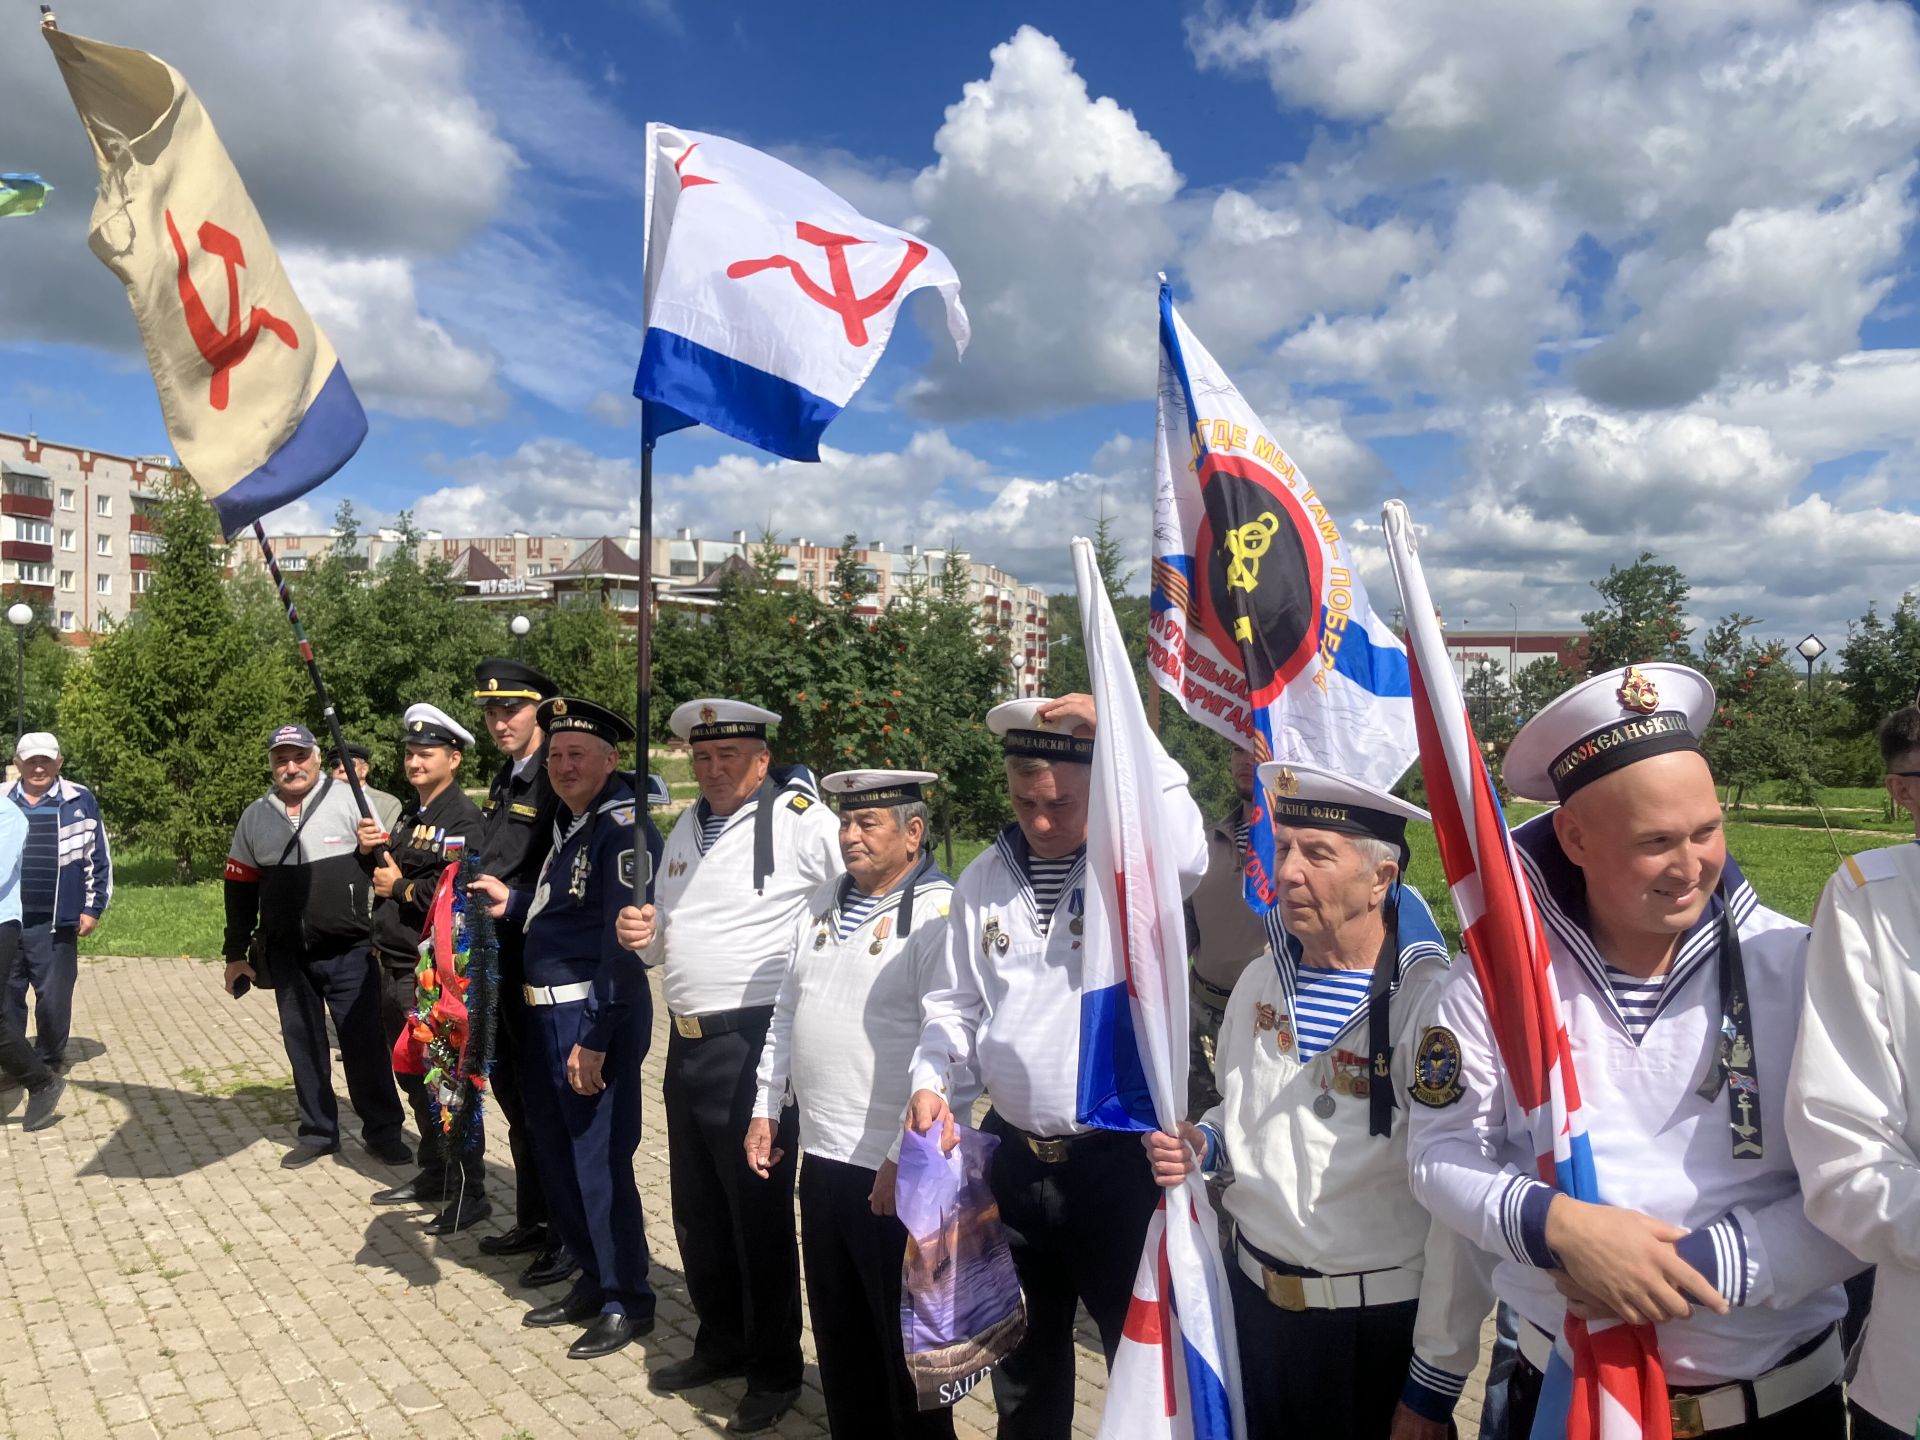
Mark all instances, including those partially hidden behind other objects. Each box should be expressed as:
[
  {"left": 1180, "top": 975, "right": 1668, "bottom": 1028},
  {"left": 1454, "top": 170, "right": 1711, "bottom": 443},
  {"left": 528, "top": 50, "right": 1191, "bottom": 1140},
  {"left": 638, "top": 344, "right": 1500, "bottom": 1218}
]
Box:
[
  {"left": 1787, "top": 700, "right": 1920, "bottom": 1440},
  {"left": 1407, "top": 664, "right": 1861, "bottom": 1440},
  {"left": 907, "top": 695, "right": 1207, "bottom": 1440},
  {"left": 1146, "top": 762, "right": 1493, "bottom": 1440},
  {"left": 748, "top": 769, "right": 960, "bottom": 1440},
  {"left": 619, "top": 698, "right": 841, "bottom": 1435}
]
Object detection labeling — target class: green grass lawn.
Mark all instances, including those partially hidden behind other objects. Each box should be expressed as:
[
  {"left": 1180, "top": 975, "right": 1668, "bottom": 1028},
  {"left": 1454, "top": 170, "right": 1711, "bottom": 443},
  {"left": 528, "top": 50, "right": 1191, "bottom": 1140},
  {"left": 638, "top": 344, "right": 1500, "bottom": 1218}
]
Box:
[{"left": 82, "top": 806, "right": 1913, "bottom": 964}]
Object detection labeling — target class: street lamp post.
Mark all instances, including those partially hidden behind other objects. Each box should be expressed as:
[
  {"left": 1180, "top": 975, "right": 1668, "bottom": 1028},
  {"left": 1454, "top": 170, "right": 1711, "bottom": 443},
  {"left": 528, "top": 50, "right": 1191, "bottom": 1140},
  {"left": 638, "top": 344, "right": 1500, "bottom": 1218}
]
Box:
[
  {"left": 509, "top": 613, "right": 531, "bottom": 659},
  {"left": 1009, "top": 652, "right": 1027, "bottom": 699},
  {"left": 1796, "top": 633, "right": 1826, "bottom": 744},
  {"left": 6, "top": 602, "right": 33, "bottom": 746},
  {"left": 1508, "top": 602, "right": 1519, "bottom": 681}
]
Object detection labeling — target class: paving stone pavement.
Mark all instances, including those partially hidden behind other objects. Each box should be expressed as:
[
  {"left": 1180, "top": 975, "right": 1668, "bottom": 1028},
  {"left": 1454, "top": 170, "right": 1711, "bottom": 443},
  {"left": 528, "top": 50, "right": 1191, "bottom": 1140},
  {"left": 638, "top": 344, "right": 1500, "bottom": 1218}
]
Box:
[{"left": 0, "top": 955, "right": 1492, "bottom": 1439}]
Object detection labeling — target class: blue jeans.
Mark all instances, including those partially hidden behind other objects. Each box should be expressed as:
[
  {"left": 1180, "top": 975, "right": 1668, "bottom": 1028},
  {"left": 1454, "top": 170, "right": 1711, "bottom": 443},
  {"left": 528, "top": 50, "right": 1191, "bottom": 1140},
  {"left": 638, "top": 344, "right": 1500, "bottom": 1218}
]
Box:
[
  {"left": 1478, "top": 1301, "right": 1519, "bottom": 1440},
  {"left": 8, "top": 919, "right": 78, "bottom": 1067}
]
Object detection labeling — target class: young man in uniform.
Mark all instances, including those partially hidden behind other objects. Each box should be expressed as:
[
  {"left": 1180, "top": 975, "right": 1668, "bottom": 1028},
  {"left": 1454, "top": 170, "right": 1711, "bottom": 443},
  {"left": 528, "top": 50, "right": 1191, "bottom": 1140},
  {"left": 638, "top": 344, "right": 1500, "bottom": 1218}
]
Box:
[
  {"left": 469, "top": 658, "right": 572, "bottom": 1288},
  {"left": 1408, "top": 663, "right": 1862, "bottom": 1439},
  {"left": 747, "top": 769, "right": 958, "bottom": 1439},
  {"left": 361, "top": 704, "right": 488, "bottom": 1234},
  {"left": 1787, "top": 700, "right": 1920, "bottom": 1440},
  {"left": 1147, "top": 762, "right": 1490, "bottom": 1439},
  {"left": 617, "top": 698, "right": 840, "bottom": 1435},
  {"left": 474, "top": 696, "right": 661, "bottom": 1361},
  {"left": 907, "top": 695, "right": 1207, "bottom": 1440}
]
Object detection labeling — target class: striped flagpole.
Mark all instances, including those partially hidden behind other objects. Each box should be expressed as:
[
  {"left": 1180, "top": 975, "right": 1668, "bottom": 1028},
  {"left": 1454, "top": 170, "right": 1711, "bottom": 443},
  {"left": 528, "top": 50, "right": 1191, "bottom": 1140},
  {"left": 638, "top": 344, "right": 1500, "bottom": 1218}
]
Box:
[{"left": 251, "top": 520, "right": 376, "bottom": 825}]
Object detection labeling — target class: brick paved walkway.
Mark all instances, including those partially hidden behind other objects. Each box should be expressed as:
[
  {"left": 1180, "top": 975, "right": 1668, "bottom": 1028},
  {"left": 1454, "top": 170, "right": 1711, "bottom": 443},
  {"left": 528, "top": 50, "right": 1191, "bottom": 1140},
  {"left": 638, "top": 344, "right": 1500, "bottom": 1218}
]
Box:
[{"left": 0, "top": 955, "right": 1491, "bottom": 1439}]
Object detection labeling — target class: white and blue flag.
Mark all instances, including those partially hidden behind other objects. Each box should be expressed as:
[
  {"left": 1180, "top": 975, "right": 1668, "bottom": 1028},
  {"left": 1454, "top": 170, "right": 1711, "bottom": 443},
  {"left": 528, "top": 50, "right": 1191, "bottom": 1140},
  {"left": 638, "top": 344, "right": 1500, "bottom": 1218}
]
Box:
[
  {"left": 1149, "top": 282, "right": 1415, "bottom": 915},
  {"left": 634, "top": 124, "right": 969, "bottom": 461}
]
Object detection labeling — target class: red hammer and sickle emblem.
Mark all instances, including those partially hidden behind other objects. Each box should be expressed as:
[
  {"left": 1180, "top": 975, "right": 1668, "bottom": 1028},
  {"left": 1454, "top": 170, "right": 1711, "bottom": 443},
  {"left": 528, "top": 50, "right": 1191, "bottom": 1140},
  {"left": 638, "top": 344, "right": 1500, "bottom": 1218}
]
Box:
[
  {"left": 164, "top": 210, "right": 299, "bottom": 411},
  {"left": 725, "top": 221, "right": 929, "bottom": 346}
]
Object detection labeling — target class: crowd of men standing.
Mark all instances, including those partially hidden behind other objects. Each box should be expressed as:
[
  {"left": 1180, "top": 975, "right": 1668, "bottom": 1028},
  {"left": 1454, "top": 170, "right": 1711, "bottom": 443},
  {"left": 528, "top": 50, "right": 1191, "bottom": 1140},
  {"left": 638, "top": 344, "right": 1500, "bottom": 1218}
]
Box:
[{"left": 196, "top": 646, "right": 1920, "bottom": 1440}]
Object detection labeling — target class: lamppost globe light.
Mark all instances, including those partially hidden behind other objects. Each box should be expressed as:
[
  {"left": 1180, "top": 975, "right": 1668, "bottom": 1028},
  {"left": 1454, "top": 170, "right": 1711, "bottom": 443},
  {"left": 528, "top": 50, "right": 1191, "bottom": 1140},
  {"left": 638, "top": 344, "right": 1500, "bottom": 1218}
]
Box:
[
  {"left": 6, "top": 603, "right": 33, "bottom": 628},
  {"left": 1795, "top": 633, "right": 1826, "bottom": 663},
  {"left": 509, "top": 614, "right": 531, "bottom": 637}
]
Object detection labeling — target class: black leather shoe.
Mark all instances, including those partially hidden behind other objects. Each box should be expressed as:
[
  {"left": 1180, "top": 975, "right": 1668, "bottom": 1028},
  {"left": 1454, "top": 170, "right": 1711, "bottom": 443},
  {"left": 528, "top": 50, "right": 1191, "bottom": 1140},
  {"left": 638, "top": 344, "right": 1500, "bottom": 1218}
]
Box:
[
  {"left": 278, "top": 1140, "right": 338, "bottom": 1168},
  {"left": 728, "top": 1388, "right": 801, "bottom": 1435},
  {"left": 366, "top": 1137, "right": 414, "bottom": 1166},
  {"left": 648, "top": 1353, "right": 748, "bottom": 1393},
  {"left": 371, "top": 1175, "right": 447, "bottom": 1205},
  {"left": 427, "top": 1195, "right": 492, "bottom": 1234},
  {"left": 23, "top": 1075, "right": 67, "bottom": 1133},
  {"left": 479, "top": 1223, "right": 549, "bottom": 1257},
  {"left": 567, "top": 1311, "right": 653, "bottom": 1360},
  {"left": 519, "top": 1243, "right": 578, "bottom": 1288},
  {"left": 522, "top": 1292, "right": 603, "bottom": 1328}
]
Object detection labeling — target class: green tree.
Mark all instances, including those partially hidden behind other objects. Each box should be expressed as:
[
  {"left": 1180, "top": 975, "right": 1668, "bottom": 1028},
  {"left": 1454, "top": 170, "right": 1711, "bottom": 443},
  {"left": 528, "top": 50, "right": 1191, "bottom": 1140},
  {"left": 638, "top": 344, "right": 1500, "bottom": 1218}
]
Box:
[
  {"left": 1463, "top": 659, "right": 1516, "bottom": 749},
  {"left": 0, "top": 590, "right": 74, "bottom": 749},
  {"left": 1696, "top": 614, "right": 1806, "bottom": 805},
  {"left": 1513, "top": 653, "right": 1580, "bottom": 724},
  {"left": 1580, "top": 552, "right": 1693, "bottom": 673},
  {"left": 60, "top": 472, "right": 300, "bottom": 876},
  {"left": 1839, "top": 591, "right": 1920, "bottom": 734}
]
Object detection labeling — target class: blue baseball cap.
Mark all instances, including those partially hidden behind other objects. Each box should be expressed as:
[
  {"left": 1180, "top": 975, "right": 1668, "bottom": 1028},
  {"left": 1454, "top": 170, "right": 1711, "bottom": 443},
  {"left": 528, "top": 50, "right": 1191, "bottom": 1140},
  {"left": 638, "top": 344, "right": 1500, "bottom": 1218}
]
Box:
[{"left": 268, "top": 724, "right": 317, "bottom": 753}]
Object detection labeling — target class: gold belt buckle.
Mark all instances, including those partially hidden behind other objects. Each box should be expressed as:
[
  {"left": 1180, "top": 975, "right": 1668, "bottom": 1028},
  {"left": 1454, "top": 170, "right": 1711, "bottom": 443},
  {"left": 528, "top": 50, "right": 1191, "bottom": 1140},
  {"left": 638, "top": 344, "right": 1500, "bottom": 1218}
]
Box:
[
  {"left": 521, "top": 984, "right": 538, "bottom": 1006},
  {"left": 1669, "top": 1395, "right": 1706, "bottom": 1439},
  {"left": 1026, "top": 1135, "right": 1069, "bottom": 1164},
  {"left": 1261, "top": 1268, "right": 1307, "bottom": 1311},
  {"left": 673, "top": 1014, "right": 703, "bottom": 1040}
]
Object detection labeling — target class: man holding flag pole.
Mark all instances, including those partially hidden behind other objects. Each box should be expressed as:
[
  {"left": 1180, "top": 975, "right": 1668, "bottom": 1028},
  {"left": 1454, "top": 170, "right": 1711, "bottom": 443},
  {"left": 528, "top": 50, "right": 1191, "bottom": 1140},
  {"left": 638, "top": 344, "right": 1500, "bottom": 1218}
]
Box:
[{"left": 1384, "top": 501, "right": 1860, "bottom": 1439}]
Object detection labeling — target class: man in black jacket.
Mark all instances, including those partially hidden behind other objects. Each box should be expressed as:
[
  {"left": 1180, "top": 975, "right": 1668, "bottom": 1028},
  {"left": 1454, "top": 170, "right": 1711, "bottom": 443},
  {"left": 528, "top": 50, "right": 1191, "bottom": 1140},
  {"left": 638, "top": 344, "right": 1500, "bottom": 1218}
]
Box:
[
  {"left": 223, "top": 724, "right": 409, "bottom": 1170},
  {"left": 361, "top": 704, "right": 489, "bottom": 1233},
  {"left": 470, "top": 659, "right": 572, "bottom": 1285}
]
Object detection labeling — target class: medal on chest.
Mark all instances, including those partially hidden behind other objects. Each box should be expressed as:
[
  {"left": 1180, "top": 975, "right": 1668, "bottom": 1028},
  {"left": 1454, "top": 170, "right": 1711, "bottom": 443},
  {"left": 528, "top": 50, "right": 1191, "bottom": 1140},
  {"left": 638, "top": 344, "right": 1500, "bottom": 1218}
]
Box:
[
  {"left": 568, "top": 843, "right": 590, "bottom": 902},
  {"left": 870, "top": 914, "right": 892, "bottom": 956},
  {"left": 1253, "top": 999, "right": 1294, "bottom": 1052},
  {"left": 1331, "top": 1049, "right": 1371, "bottom": 1099},
  {"left": 1312, "top": 1083, "right": 1337, "bottom": 1119},
  {"left": 1067, "top": 888, "right": 1084, "bottom": 937},
  {"left": 813, "top": 922, "right": 829, "bottom": 951},
  {"left": 982, "top": 917, "right": 1009, "bottom": 957}
]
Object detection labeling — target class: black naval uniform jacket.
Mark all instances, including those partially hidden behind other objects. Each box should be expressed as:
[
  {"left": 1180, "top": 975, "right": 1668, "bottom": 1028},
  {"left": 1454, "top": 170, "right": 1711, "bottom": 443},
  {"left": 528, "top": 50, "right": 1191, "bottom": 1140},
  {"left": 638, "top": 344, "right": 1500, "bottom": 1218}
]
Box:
[
  {"left": 478, "top": 744, "right": 562, "bottom": 980},
  {"left": 367, "top": 783, "right": 486, "bottom": 968}
]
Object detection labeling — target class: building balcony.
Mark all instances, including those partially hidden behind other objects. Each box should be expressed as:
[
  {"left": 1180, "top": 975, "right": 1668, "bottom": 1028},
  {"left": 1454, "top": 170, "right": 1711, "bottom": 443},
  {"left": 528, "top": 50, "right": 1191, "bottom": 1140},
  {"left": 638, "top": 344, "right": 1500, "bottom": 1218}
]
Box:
[
  {"left": 2, "top": 541, "right": 53, "bottom": 564},
  {"left": 0, "top": 493, "right": 53, "bottom": 520},
  {"left": 129, "top": 511, "right": 156, "bottom": 533}
]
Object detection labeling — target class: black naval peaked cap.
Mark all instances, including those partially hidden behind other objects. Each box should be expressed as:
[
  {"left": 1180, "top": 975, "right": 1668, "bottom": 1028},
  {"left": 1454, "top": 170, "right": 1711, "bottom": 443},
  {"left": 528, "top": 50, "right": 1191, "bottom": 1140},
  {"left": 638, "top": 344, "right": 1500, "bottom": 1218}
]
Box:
[
  {"left": 328, "top": 740, "right": 371, "bottom": 765},
  {"left": 538, "top": 695, "right": 637, "bottom": 746},
  {"left": 473, "top": 658, "right": 558, "bottom": 703}
]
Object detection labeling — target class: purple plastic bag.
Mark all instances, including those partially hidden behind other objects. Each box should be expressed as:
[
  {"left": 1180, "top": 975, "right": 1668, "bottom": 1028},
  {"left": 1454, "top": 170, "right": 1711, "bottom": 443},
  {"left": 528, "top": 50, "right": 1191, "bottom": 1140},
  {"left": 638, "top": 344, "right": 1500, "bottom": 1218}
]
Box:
[{"left": 897, "top": 1123, "right": 1028, "bottom": 1410}]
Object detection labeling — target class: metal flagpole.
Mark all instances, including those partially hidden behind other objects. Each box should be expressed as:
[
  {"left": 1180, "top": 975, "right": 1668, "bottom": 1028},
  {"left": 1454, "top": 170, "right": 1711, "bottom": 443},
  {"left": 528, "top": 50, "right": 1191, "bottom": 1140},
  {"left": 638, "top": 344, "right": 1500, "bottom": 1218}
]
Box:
[
  {"left": 633, "top": 435, "right": 654, "bottom": 908},
  {"left": 251, "top": 520, "right": 377, "bottom": 825}
]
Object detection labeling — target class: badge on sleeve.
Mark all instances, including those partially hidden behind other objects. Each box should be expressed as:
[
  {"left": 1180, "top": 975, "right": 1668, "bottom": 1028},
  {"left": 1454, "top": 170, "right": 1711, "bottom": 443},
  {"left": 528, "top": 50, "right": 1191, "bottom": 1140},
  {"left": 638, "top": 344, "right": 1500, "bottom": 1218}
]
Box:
[
  {"left": 788, "top": 794, "right": 813, "bottom": 813},
  {"left": 619, "top": 848, "right": 644, "bottom": 890},
  {"left": 1409, "top": 1026, "right": 1465, "bottom": 1108}
]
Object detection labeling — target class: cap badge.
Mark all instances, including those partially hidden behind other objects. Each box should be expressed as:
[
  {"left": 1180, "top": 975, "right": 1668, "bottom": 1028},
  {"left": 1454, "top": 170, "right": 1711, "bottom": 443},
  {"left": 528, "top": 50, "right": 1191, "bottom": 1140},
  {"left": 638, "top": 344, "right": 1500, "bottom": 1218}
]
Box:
[
  {"left": 487, "top": 678, "right": 499, "bottom": 692},
  {"left": 1616, "top": 666, "right": 1661, "bottom": 715},
  {"left": 410, "top": 720, "right": 424, "bottom": 732},
  {"left": 552, "top": 699, "right": 568, "bottom": 717},
  {"left": 699, "top": 704, "right": 717, "bottom": 724},
  {"left": 1273, "top": 766, "right": 1300, "bottom": 798}
]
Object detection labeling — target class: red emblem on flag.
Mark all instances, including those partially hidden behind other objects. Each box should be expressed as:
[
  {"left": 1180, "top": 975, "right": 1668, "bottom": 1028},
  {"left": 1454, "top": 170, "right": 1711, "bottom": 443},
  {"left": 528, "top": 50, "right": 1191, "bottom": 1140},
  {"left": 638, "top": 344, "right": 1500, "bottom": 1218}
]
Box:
[
  {"left": 727, "top": 222, "right": 930, "bottom": 346},
  {"left": 164, "top": 211, "right": 298, "bottom": 411}
]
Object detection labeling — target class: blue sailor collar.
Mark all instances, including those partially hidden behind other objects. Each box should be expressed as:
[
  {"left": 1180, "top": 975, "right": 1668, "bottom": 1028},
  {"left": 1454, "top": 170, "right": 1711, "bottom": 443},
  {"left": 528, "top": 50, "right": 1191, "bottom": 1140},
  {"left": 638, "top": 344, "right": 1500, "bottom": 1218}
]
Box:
[
  {"left": 1263, "top": 882, "right": 1448, "bottom": 1033},
  {"left": 992, "top": 822, "right": 1087, "bottom": 931},
  {"left": 830, "top": 854, "right": 954, "bottom": 935},
  {"left": 1511, "top": 810, "right": 1759, "bottom": 1038}
]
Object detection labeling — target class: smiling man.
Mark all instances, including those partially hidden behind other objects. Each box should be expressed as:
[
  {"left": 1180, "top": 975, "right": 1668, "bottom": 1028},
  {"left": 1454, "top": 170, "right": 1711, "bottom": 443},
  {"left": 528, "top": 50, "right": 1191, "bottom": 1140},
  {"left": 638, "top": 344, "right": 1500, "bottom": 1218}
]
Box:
[{"left": 1408, "top": 664, "right": 1863, "bottom": 1440}]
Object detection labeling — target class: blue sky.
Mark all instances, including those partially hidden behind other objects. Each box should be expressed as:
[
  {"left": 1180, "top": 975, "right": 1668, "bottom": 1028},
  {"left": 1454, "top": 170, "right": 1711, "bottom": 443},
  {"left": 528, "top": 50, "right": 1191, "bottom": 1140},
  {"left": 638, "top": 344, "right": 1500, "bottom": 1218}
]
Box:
[{"left": 3, "top": 0, "right": 1919, "bottom": 641}]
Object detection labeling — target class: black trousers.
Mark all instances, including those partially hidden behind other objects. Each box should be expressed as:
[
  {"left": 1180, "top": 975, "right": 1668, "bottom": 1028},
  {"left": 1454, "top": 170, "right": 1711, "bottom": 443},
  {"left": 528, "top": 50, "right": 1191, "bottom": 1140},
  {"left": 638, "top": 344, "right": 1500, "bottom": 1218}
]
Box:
[
  {"left": 8, "top": 919, "right": 78, "bottom": 1067},
  {"left": 1227, "top": 1258, "right": 1438, "bottom": 1439},
  {"left": 272, "top": 943, "right": 403, "bottom": 1148},
  {"left": 663, "top": 1013, "right": 803, "bottom": 1394},
  {"left": 0, "top": 923, "right": 51, "bottom": 1091},
  {"left": 981, "top": 1110, "right": 1160, "bottom": 1440},
  {"left": 376, "top": 958, "right": 484, "bottom": 1193},
  {"left": 799, "top": 1154, "right": 955, "bottom": 1440},
  {"left": 1850, "top": 1401, "right": 1911, "bottom": 1439},
  {"left": 1507, "top": 1357, "right": 1846, "bottom": 1439},
  {"left": 489, "top": 929, "right": 546, "bottom": 1229}
]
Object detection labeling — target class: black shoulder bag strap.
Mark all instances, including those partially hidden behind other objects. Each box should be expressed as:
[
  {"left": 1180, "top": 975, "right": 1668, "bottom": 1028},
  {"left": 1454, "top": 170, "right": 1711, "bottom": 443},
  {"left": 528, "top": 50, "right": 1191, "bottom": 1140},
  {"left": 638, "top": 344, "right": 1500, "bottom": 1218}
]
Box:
[{"left": 279, "top": 776, "right": 336, "bottom": 865}]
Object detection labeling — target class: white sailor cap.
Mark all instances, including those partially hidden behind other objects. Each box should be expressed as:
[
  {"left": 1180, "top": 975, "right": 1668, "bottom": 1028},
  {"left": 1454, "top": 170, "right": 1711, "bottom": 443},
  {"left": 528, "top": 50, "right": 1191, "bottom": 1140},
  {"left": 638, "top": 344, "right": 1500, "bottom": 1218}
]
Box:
[
  {"left": 670, "top": 698, "right": 781, "bottom": 743},
  {"left": 1257, "top": 760, "right": 1428, "bottom": 854},
  {"left": 986, "top": 698, "right": 1093, "bottom": 763},
  {"left": 1503, "top": 662, "right": 1716, "bottom": 804},
  {"left": 402, "top": 702, "right": 475, "bottom": 750},
  {"left": 822, "top": 769, "right": 939, "bottom": 809}
]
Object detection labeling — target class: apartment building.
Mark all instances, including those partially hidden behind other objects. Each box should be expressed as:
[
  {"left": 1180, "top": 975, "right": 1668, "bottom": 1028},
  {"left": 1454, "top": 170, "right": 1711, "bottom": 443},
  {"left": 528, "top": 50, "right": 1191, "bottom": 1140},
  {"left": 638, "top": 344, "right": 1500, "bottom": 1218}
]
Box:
[{"left": 0, "top": 431, "right": 169, "bottom": 641}]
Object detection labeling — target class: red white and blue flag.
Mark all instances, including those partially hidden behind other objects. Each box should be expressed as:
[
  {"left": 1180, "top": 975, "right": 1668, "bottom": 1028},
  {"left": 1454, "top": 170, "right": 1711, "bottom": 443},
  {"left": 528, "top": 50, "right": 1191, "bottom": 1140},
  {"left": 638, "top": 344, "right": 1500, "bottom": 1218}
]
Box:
[
  {"left": 634, "top": 124, "right": 969, "bottom": 461},
  {"left": 1071, "top": 535, "right": 1242, "bottom": 1440},
  {"left": 1381, "top": 501, "right": 1671, "bottom": 1440}
]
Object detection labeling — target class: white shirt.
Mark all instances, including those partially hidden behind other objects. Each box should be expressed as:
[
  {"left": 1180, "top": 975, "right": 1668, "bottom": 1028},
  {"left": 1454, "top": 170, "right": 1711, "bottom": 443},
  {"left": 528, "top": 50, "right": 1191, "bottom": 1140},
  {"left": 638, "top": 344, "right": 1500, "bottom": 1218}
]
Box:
[
  {"left": 1407, "top": 828, "right": 1859, "bottom": 1387},
  {"left": 1787, "top": 841, "right": 1920, "bottom": 1432},
  {"left": 651, "top": 779, "right": 843, "bottom": 1015},
  {"left": 911, "top": 743, "right": 1207, "bottom": 1136},
  {"left": 754, "top": 866, "right": 963, "bottom": 1170},
  {"left": 1201, "top": 893, "right": 1493, "bottom": 1410}
]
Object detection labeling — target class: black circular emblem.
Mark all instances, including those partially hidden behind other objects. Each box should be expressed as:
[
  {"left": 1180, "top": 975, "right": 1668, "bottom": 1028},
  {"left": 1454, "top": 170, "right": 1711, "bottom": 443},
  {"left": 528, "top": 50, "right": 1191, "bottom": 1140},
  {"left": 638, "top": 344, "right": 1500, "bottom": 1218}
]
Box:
[{"left": 1192, "top": 453, "right": 1323, "bottom": 707}]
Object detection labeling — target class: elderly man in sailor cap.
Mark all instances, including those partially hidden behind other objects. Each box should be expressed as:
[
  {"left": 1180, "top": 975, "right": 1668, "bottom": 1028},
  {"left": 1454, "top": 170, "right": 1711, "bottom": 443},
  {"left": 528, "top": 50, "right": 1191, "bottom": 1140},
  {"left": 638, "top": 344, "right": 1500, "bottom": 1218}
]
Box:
[
  {"left": 1408, "top": 664, "right": 1862, "bottom": 1439},
  {"left": 745, "top": 768, "right": 960, "bottom": 1439},
  {"left": 906, "top": 695, "right": 1208, "bottom": 1440},
  {"left": 473, "top": 695, "right": 662, "bottom": 1360},
  {"left": 614, "top": 697, "right": 840, "bottom": 1433},
  {"left": 1147, "top": 761, "right": 1492, "bottom": 1439},
  {"left": 362, "top": 703, "right": 490, "bottom": 1233}
]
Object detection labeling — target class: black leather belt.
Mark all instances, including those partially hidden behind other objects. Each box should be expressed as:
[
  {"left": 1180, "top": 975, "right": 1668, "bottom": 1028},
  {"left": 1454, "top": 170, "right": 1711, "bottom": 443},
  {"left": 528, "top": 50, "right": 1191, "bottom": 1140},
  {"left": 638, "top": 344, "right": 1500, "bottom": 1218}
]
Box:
[
  {"left": 991, "top": 1113, "right": 1116, "bottom": 1165},
  {"left": 670, "top": 1004, "right": 773, "bottom": 1040}
]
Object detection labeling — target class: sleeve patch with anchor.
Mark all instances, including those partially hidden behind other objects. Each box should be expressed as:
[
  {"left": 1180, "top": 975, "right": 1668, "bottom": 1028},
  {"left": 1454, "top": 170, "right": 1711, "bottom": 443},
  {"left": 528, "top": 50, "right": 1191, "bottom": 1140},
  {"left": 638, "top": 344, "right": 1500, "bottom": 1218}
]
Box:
[{"left": 1409, "top": 1025, "right": 1466, "bottom": 1108}]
